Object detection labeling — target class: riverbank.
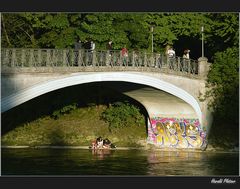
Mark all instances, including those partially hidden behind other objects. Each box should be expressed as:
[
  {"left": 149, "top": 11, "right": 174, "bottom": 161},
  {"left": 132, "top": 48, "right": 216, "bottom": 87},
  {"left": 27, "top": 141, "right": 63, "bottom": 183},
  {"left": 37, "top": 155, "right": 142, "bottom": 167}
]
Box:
[
  {"left": 1, "top": 144, "right": 239, "bottom": 153},
  {"left": 1, "top": 105, "right": 146, "bottom": 148},
  {"left": 2, "top": 101, "right": 238, "bottom": 152}
]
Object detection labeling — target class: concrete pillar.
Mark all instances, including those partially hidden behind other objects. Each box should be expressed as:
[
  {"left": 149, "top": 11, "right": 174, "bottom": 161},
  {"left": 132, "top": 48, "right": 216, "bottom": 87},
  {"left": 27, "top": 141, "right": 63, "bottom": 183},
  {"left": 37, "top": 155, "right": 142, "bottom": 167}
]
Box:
[{"left": 198, "top": 57, "right": 209, "bottom": 78}]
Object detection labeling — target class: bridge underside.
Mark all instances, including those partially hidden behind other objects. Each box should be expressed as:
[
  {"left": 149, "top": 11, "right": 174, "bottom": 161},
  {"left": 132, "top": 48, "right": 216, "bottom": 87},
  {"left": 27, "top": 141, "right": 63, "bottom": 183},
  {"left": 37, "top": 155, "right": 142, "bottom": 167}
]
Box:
[
  {"left": 107, "top": 82, "right": 206, "bottom": 149},
  {"left": 1, "top": 72, "right": 207, "bottom": 149}
]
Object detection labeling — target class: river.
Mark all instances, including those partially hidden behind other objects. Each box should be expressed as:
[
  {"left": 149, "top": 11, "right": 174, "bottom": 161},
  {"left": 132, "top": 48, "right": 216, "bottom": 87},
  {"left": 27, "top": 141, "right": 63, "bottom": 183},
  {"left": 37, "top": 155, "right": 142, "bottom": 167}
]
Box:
[{"left": 1, "top": 148, "right": 239, "bottom": 176}]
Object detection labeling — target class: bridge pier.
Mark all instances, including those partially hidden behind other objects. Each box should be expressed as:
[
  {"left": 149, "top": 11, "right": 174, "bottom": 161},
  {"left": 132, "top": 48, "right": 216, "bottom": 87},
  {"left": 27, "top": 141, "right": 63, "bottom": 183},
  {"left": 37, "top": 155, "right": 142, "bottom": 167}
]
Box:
[{"left": 147, "top": 116, "right": 207, "bottom": 149}]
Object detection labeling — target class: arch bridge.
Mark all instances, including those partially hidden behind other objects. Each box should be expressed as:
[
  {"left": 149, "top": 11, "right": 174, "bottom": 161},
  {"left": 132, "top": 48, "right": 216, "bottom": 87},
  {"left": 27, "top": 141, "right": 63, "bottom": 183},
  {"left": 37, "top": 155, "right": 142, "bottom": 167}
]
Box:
[{"left": 1, "top": 48, "right": 212, "bottom": 149}]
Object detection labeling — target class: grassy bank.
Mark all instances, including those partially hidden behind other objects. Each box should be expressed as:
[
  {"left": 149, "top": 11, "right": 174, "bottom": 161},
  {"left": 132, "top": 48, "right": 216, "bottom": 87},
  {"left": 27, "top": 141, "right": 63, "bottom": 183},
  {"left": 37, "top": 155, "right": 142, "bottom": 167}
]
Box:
[{"left": 1, "top": 105, "right": 147, "bottom": 147}]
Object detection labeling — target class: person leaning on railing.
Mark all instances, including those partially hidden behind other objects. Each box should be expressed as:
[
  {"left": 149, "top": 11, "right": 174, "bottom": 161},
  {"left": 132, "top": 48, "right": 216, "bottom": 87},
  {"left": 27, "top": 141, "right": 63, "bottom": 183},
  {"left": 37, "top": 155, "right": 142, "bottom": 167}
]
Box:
[
  {"left": 74, "top": 38, "right": 82, "bottom": 66},
  {"left": 121, "top": 47, "right": 128, "bottom": 66},
  {"left": 182, "top": 49, "right": 190, "bottom": 72},
  {"left": 167, "top": 47, "right": 176, "bottom": 69}
]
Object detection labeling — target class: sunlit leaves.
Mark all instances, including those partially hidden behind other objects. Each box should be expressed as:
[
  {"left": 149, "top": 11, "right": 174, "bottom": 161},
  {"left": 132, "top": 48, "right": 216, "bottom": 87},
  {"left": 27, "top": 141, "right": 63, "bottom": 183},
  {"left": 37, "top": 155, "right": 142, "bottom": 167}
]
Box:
[
  {"left": 206, "top": 47, "right": 239, "bottom": 123},
  {"left": 1, "top": 12, "right": 238, "bottom": 54}
]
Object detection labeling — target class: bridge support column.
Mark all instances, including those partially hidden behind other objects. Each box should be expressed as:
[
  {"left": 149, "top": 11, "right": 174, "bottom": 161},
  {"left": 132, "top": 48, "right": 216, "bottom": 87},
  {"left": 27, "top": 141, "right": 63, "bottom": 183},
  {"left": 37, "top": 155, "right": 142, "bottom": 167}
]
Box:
[
  {"left": 147, "top": 116, "right": 207, "bottom": 149},
  {"left": 198, "top": 57, "right": 209, "bottom": 78}
]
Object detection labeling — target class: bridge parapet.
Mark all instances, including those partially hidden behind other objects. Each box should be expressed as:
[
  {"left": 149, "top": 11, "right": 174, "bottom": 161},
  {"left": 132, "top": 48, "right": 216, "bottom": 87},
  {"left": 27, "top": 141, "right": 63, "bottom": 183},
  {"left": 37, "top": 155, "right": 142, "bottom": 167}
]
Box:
[{"left": 1, "top": 48, "right": 210, "bottom": 79}]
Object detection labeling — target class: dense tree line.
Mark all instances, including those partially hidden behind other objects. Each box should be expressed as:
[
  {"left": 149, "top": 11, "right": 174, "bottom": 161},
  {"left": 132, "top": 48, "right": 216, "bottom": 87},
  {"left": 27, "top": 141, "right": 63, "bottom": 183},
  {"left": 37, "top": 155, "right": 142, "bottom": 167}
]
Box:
[
  {"left": 1, "top": 13, "right": 239, "bottom": 145},
  {"left": 1, "top": 13, "right": 238, "bottom": 59}
]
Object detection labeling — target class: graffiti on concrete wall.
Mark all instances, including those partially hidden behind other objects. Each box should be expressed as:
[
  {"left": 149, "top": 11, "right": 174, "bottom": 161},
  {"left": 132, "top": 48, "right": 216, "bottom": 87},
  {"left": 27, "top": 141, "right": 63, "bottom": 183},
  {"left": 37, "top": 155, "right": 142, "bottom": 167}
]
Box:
[{"left": 147, "top": 117, "right": 207, "bottom": 149}]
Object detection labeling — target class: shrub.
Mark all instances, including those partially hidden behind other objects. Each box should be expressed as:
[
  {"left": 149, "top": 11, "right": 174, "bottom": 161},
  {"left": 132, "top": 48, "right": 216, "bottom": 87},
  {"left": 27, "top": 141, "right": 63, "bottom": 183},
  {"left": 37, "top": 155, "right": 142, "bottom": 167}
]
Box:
[
  {"left": 51, "top": 103, "right": 78, "bottom": 119},
  {"left": 101, "top": 101, "right": 145, "bottom": 131}
]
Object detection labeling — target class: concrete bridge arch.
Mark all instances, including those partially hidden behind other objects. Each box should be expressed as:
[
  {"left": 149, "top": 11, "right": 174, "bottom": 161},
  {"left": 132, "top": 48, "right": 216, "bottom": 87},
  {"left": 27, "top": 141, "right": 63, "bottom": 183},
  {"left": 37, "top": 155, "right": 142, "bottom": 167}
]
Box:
[
  {"left": 2, "top": 72, "right": 201, "bottom": 119},
  {"left": 1, "top": 72, "right": 210, "bottom": 149}
]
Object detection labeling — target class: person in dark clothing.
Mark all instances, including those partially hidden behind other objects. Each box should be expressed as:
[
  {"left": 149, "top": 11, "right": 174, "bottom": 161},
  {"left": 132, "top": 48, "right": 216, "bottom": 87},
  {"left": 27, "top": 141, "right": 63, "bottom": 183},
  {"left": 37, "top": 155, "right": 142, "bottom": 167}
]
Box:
[
  {"left": 106, "top": 40, "right": 113, "bottom": 66},
  {"left": 74, "top": 39, "right": 82, "bottom": 66},
  {"left": 83, "top": 40, "right": 91, "bottom": 50},
  {"left": 107, "top": 40, "right": 113, "bottom": 51},
  {"left": 103, "top": 138, "right": 116, "bottom": 149},
  {"left": 74, "top": 39, "right": 82, "bottom": 50}
]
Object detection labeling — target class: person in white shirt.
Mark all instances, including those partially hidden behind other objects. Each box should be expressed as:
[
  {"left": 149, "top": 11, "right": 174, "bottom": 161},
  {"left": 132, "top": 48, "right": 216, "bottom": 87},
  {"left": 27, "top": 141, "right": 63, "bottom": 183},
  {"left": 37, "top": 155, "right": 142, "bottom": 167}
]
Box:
[
  {"left": 167, "top": 47, "right": 175, "bottom": 58},
  {"left": 167, "top": 47, "right": 176, "bottom": 69},
  {"left": 90, "top": 41, "right": 95, "bottom": 52},
  {"left": 183, "top": 49, "right": 190, "bottom": 59}
]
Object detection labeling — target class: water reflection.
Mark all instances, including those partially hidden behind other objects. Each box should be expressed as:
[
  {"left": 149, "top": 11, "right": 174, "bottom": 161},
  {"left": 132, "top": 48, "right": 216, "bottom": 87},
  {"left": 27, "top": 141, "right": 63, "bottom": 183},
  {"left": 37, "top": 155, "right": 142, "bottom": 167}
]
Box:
[
  {"left": 1, "top": 148, "right": 238, "bottom": 176},
  {"left": 148, "top": 150, "right": 204, "bottom": 163},
  {"left": 90, "top": 149, "right": 115, "bottom": 160},
  {"left": 146, "top": 150, "right": 238, "bottom": 176},
  {"left": 146, "top": 150, "right": 206, "bottom": 175}
]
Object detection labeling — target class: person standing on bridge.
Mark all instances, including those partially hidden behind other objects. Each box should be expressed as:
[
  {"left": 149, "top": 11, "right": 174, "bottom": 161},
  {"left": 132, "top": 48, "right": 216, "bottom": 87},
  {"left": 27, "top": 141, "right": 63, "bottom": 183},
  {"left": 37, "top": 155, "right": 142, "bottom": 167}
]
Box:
[
  {"left": 86, "top": 40, "right": 95, "bottom": 65},
  {"left": 166, "top": 47, "right": 176, "bottom": 69},
  {"left": 121, "top": 46, "right": 128, "bottom": 66},
  {"left": 182, "top": 49, "right": 190, "bottom": 72},
  {"left": 107, "top": 40, "right": 113, "bottom": 66},
  {"left": 107, "top": 40, "right": 113, "bottom": 53},
  {"left": 90, "top": 40, "right": 96, "bottom": 53},
  {"left": 183, "top": 49, "right": 190, "bottom": 59},
  {"left": 74, "top": 38, "right": 82, "bottom": 66}
]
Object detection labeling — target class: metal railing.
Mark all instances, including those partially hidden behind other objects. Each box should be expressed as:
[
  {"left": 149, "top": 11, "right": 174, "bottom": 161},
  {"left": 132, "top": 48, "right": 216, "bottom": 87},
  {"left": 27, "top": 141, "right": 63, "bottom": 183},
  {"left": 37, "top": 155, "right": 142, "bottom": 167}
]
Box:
[{"left": 1, "top": 48, "right": 199, "bottom": 76}]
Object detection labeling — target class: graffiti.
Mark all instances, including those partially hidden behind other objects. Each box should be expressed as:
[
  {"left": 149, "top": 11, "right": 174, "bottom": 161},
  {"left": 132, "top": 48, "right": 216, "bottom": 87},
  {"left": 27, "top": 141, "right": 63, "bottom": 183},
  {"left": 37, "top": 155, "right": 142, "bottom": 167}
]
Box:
[{"left": 147, "top": 117, "right": 207, "bottom": 149}]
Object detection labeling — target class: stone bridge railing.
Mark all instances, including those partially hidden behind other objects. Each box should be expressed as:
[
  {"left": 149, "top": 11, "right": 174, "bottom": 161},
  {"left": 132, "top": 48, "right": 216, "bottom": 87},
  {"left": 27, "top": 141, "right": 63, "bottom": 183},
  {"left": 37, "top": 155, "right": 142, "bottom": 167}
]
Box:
[{"left": 1, "top": 48, "right": 209, "bottom": 78}]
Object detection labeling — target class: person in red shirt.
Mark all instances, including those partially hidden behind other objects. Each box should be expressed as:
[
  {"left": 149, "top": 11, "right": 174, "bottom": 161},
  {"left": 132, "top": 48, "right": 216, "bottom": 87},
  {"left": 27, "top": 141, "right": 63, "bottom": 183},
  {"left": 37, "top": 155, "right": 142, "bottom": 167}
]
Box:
[{"left": 121, "top": 47, "right": 128, "bottom": 65}]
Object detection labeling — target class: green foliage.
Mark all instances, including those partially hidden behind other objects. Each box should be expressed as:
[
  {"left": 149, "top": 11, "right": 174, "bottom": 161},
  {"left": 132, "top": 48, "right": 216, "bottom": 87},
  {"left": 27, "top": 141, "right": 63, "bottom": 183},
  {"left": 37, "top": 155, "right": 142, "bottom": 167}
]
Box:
[
  {"left": 52, "top": 103, "right": 78, "bottom": 120},
  {"left": 206, "top": 47, "right": 239, "bottom": 124},
  {"left": 2, "top": 12, "right": 238, "bottom": 60},
  {"left": 2, "top": 105, "right": 147, "bottom": 147},
  {"left": 101, "top": 101, "right": 145, "bottom": 131}
]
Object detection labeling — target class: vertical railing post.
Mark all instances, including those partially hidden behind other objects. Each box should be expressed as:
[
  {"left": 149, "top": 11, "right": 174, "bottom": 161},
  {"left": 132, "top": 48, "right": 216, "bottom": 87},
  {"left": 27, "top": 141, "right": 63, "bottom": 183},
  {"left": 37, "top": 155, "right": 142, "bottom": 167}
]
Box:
[
  {"left": 77, "top": 50, "right": 82, "bottom": 67},
  {"left": 21, "top": 49, "right": 26, "bottom": 67},
  {"left": 11, "top": 49, "right": 16, "bottom": 67},
  {"left": 106, "top": 51, "right": 110, "bottom": 67},
  {"left": 63, "top": 49, "right": 67, "bottom": 66},
  {"left": 154, "top": 54, "right": 158, "bottom": 68},
  {"left": 4, "top": 49, "right": 9, "bottom": 67},
  {"left": 46, "top": 49, "right": 50, "bottom": 67},
  {"left": 119, "top": 51, "right": 122, "bottom": 67},
  {"left": 131, "top": 51, "right": 135, "bottom": 67},
  {"left": 188, "top": 59, "right": 191, "bottom": 75},
  {"left": 166, "top": 56, "right": 169, "bottom": 73},
  {"left": 70, "top": 49, "right": 74, "bottom": 66},
  {"left": 194, "top": 60, "right": 197, "bottom": 75},
  {"left": 85, "top": 50, "right": 89, "bottom": 66},
  {"left": 177, "top": 57, "right": 180, "bottom": 73},
  {"left": 29, "top": 49, "right": 34, "bottom": 67},
  {"left": 144, "top": 52, "right": 147, "bottom": 67},
  {"left": 52, "top": 49, "right": 56, "bottom": 67},
  {"left": 92, "top": 50, "right": 96, "bottom": 67},
  {"left": 159, "top": 54, "right": 162, "bottom": 69},
  {"left": 37, "top": 49, "right": 41, "bottom": 67},
  {"left": 150, "top": 53, "right": 154, "bottom": 68}
]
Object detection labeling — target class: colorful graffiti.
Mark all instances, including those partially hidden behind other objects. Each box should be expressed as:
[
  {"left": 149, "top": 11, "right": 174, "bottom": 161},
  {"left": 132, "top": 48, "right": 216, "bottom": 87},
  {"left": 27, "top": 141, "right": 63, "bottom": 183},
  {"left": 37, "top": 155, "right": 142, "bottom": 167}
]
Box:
[{"left": 147, "top": 117, "right": 207, "bottom": 149}]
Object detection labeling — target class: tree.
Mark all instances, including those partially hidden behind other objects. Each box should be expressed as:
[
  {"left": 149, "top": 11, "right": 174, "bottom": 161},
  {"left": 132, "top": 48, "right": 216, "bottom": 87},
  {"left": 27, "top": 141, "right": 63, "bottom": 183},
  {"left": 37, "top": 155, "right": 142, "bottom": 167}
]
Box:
[{"left": 206, "top": 47, "right": 239, "bottom": 124}]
